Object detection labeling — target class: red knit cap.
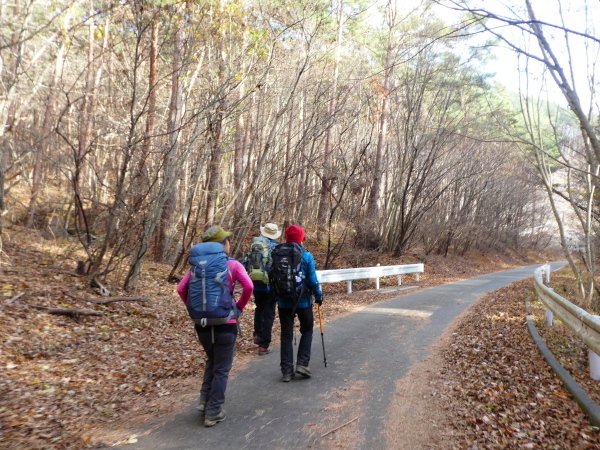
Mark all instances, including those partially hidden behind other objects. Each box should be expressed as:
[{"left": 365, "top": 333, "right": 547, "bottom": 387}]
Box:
[{"left": 285, "top": 225, "right": 305, "bottom": 244}]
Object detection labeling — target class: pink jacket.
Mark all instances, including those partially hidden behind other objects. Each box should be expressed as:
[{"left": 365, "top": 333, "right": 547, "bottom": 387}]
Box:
[{"left": 177, "top": 259, "right": 253, "bottom": 324}]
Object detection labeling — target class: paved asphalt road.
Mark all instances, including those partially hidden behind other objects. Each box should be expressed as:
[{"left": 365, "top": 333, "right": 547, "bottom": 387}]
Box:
[{"left": 126, "top": 262, "right": 565, "bottom": 450}]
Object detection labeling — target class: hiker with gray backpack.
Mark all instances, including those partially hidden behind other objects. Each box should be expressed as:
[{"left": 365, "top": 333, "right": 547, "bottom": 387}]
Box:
[
  {"left": 270, "top": 225, "right": 323, "bottom": 382},
  {"left": 241, "top": 223, "right": 281, "bottom": 356},
  {"left": 177, "top": 226, "right": 253, "bottom": 427}
]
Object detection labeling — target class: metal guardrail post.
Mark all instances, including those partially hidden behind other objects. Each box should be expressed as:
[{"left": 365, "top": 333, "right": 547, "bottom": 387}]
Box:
[
  {"left": 545, "top": 286, "right": 554, "bottom": 326},
  {"left": 534, "top": 265, "right": 600, "bottom": 381},
  {"left": 590, "top": 350, "right": 600, "bottom": 381}
]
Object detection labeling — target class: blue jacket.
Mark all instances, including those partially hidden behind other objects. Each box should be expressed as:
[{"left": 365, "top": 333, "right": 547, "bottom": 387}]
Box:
[{"left": 276, "top": 247, "right": 323, "bottom": 309}]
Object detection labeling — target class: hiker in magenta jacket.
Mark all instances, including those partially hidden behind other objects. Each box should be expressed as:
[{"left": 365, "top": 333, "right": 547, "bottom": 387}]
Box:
[{"left": 177, "top": 226, "right": 253, "bottom": 427}]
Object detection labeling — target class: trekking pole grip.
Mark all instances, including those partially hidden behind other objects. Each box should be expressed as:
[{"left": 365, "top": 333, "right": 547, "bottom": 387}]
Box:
[{"left": 318, "top": 304, "right": 324, "bottom": 334}]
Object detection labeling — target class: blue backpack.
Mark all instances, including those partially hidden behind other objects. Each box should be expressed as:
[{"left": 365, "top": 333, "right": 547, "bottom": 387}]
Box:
[{"left": 187, "top": 242, "right": 238, "bottom": 327}]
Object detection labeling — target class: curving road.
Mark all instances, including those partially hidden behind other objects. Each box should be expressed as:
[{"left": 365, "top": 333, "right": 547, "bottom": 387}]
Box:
[{"left": 126, "top": 262, "right": 565, "bottom": 450}]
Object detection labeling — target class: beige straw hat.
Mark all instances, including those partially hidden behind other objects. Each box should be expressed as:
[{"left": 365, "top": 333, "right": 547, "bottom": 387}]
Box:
[{"left": 260, "top": 223, "right": 282, "bottom": 239}]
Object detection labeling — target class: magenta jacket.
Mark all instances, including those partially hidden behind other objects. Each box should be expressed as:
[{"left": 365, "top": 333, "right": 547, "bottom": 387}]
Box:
[{"left": 177, "top": 259, "right": 253, "bottom": 324}]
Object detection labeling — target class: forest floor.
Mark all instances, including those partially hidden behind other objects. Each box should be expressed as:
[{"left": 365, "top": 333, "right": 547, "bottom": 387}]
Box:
[{"left": 1, "top": 224, "right": 598, "bottom": 449}]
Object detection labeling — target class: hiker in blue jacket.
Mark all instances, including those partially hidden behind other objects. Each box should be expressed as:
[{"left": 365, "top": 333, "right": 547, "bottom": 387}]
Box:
[
  {"left": 246, "top": 223, "right": 281, "bottom": 355},
  {"left": 273, "top": 225, "right": 323, "bottom": 382}
]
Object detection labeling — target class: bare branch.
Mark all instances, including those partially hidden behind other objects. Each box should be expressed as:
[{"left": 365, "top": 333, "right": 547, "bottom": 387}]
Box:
[{"left": 27, "top": 304, "right": 104, "bottom": 317}]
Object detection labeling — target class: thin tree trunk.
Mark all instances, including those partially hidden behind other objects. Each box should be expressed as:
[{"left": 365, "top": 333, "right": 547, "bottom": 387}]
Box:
[
  {"left": 233, "top": 8, "right": 248, "bottom": 193},
  {"left": 535, "top": 149, "right": 580, "bottom": 289},
  {"left": 233, "top": 99, "right": 246, "bottom": 192},
  {"left": 136, "top": 14, "right": 159, "bottom": 185},
  {"left": 156, "top": 7, "right": 184, "bottom": 260},
  {"left": 367, "top": 1, "right": 397, "bottom": 224},
  {"left": 1, "top": 0, "right": 21, "bottom": 135},
  {"left": 204, "top": 0, "right": 228, "bottom": 227},
  {"left": 74, "top": 0, "right": 97, "bottom": 232},
  {"left": 27, "top": 36, "right": 67, "bottom": 227},
  {"left": 205, "top": 114, "right": 224, "bottom": 226},
  {"left": 317, "top": 0, "right": 344, "bottom": 241},
  {"left": 283, "top": 96, "right": 295, "bottom": 212},
  {"left": 0, "top": 144, "right": 5, "bottom": 237},
  {"left": 524, "top": 0, "right": 600, "bottom": 163}
]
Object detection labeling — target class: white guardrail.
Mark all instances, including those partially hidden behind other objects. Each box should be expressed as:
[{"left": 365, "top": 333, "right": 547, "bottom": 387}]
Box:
[
  {"left": 534, "top": 264, "right": 600, "bottom": 380},
  {"left": 316, "top": 263, "right": 424, "bottom": 294}
]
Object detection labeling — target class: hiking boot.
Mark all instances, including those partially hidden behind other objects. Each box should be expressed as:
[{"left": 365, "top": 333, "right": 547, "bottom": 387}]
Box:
[
  {"left": 197, "top": 399, "right": 206, "bottom": 413},
  {"left": 282, "top": 372, "right": 295, "bottom": 382},
  {"left": 258, "top": 347, "right": 271, "bottom": 356},
  {"left": 296, "top": 365, "right": 312, "bottom": 378},
  {"left": 204, "top": 410, "right": 226, "bottom": 427},
  {"left": 253, "top": 333, "right": 260, "bottom": 345}
]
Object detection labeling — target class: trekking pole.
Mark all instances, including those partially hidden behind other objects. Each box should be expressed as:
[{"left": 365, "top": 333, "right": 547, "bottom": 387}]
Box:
[
  {"left": 291, "top": 292, "right": 302, "bottom": 346},
  {"left": 317, "top": 303, "right": 327, "bottom": 367}
]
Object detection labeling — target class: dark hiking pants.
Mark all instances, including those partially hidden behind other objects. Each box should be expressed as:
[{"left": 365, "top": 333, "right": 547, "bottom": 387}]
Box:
[
  {"left": 278, "top": 305, "right": 313, "bottom": 375},
  {"left": 195, "top": 323, "right": 237, "bottom": 416},
  {"left": 254, "top": 290, "right": 276, "bottom": 348}
]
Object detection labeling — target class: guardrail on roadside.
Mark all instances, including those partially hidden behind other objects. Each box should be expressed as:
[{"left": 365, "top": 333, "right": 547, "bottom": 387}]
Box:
[
  {"left": 534, "top": 264, "right": 600, "bottom": 380},
  {"left": 316, "top": 263, "right": 424, "bottom": 294}
]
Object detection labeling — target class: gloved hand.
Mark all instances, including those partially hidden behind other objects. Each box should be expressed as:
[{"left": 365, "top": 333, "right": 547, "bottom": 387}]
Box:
[{"left": 315, "top": 295, "right": 323, "bottom": 305}]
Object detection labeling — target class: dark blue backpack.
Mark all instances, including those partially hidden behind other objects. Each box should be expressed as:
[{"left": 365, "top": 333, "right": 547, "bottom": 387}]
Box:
[{"left": 187, "top": 242, "right": 237, "bottom": 327}]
